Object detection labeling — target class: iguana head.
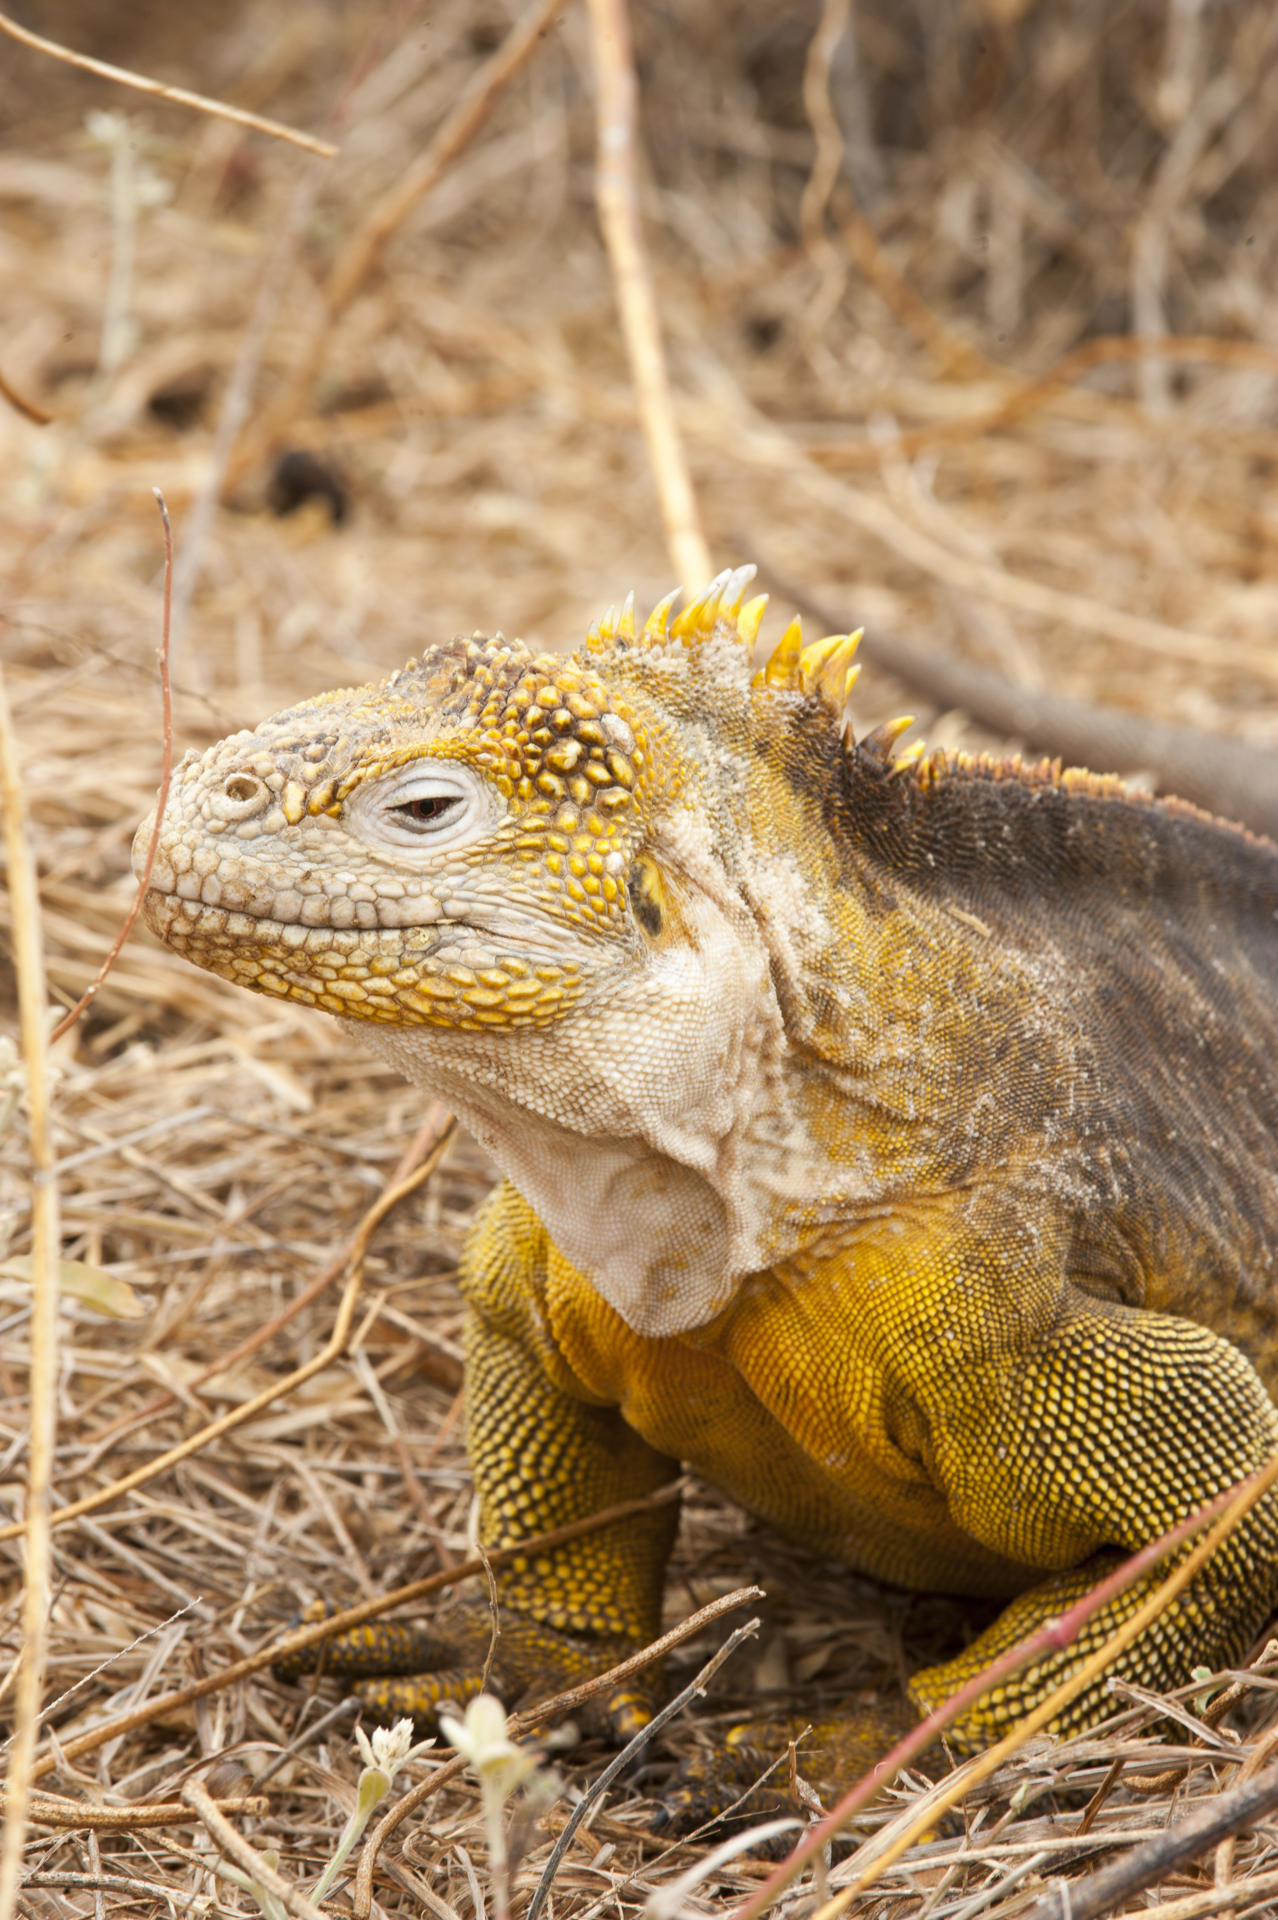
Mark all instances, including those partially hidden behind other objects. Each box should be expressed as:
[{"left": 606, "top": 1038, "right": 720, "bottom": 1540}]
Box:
[
  {"left": 138, "top": 567, "right": 815, "bottom": 1018},
  {"left": 134, "top": 565, "right": 890, "bottom": 1333}
]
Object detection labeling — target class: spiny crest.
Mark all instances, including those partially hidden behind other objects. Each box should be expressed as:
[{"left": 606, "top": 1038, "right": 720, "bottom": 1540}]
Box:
[
  {"left": 586, "top": 565, "right": 764, "bottom": 654},
  {"left": 583, "top": 565, "right": 921, "bottom": 769},
  {"left": 748, "top": 607, "right": 923, "bottom": 765}
]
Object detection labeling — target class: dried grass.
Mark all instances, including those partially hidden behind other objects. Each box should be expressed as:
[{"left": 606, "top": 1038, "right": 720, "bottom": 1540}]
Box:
[{"left": 3, "top": 1, "right": 1278, "bottom": 1915}]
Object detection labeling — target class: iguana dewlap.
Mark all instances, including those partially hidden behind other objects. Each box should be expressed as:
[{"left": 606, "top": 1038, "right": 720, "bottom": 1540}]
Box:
[{"left": 136, "top": 567, "right": 1278, "bottom": 1761}]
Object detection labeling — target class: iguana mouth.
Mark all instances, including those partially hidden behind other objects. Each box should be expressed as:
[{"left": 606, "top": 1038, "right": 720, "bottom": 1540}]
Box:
[
  {"left": 141, "top": 887, "right": 440, "bottom": 950},
  {"left": 141, "top": 886, "right": 544, "bottom": 957}
]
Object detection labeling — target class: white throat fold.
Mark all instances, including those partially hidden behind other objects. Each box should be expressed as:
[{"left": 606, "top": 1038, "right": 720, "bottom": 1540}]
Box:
[{"left": 346, "top": 888, "right": 791, "bottom": 1337}]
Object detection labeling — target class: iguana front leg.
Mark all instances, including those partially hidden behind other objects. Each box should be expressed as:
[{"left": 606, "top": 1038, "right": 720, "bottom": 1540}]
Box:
[
  {"left": 282, "top": 1184, "right": 680, "bottom": 1737},
  {"left": 913, "top": 1297, "right": 1278, "bottom": 1745}
]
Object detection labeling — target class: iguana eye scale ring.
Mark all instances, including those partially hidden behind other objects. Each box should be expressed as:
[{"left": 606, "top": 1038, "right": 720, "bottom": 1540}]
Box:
[{"left": 136, "top": 565, "right": 1278, "bottom": 1814}]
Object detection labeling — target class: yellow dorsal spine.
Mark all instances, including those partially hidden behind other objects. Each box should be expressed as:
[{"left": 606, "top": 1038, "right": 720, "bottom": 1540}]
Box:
[
  {"left": 641, "top": 589, "right": 680, "bottom": 643},
  {"left": 736, "top": 594, "right": 769, "bottom": 650},
  {"left": 753, "top": 615, "right": 805, "bottom": 690},
  {"left": 801, "top": 630, "right": 864, "bottom": 712},
  {"left": 861, "top": 714, "right": 917, "bottom": 761}
]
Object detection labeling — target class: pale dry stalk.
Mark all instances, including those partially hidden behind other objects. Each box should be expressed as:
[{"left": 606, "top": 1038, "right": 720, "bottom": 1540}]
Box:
[
  {"left": 51, "top": 490, "right": 174, "bottom": 1042},
  {"left": 182, "top": 1778, "right": 328, "bottom": 1920},
  {"left": 0, "top": 667, "right": 60, "bottom": 1920},
  {"left": 586, "top": 0, "right": 710, "bottom": 588},
  {"left": 799, "top": 0, "right": 852, "bottom": 351}
]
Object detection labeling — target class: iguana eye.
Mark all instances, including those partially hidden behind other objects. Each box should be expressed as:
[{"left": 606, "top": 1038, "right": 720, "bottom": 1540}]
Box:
[
  {"left": 344, "top": 761, "right": 500, "bottom": 857},
  {"left": 377, "top": 770, "right": 475, "bottom": 838},
  {"left": 392, "top": 792, "right": 463, "bottom": 828}
]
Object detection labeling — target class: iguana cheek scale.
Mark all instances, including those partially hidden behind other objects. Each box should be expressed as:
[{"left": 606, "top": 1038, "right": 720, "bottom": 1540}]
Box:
[{"left": 135, "top": 565, "right": 1278, "bottom": 1790}]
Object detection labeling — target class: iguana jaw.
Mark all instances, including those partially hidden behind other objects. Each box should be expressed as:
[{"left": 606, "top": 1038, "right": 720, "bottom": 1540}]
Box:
[{"left": 139, "top": 856, "right": 592, "bottom": 1028}]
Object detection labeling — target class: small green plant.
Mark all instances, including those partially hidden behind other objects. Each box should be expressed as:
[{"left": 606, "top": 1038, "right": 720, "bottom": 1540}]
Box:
[{"left": 311, "top": 1717, "right": 434, "bottom": 1901}]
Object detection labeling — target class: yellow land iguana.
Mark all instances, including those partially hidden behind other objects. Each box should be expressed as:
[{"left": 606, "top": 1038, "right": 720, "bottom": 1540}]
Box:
[{"left": 135, "top": 567, "right": 1278, "bottom": 1808}]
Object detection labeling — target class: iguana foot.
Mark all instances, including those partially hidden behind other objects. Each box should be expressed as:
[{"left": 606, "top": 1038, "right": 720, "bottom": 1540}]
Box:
[
  {"left": 273, "top": 1597, "right": 658, "bottom": 1740},
  {"left": 655, "top": 1699, "right": 920, "bottom": 1838}
]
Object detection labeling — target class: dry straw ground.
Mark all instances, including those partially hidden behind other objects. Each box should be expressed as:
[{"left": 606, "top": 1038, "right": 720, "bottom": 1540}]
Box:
[{"left": 3, "top": 0, "right": 1278, "bottom": 1915}]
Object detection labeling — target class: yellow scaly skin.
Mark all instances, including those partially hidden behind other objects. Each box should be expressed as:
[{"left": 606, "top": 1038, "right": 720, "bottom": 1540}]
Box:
[{"left": 136, "top": 567, "right": 1278, "bottom": 1808}]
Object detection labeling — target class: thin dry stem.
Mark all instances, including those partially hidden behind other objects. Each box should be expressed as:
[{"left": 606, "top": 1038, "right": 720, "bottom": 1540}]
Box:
[
  {"left": 5, "top": 1790, "right": 269, "bottom": 1830},
  {"left": 799, "top": 0, "right": 851, "bottom": 347},
  {"left": 0, "top": 667, "right": 60, "bottom": 1920},
  {"left": 0, "top": 9, "right": 337, "bottom": 155},
  {"left": 51, "top": 490, "right": 174, "bottom": 1042},
  {"left": 182, "top": 1778, "right": 329, "bottom": 1920},
  {"left": 587, "top": 0, "right": 711, "bottom": 587},
  {"left": 0, "top": 360, "right": 52, "bottom": 427}
]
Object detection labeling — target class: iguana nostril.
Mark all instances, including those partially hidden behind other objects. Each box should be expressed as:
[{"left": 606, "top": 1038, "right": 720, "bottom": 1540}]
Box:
[{"left": 212, "top": 772, "right": 271, "bottom": 820}]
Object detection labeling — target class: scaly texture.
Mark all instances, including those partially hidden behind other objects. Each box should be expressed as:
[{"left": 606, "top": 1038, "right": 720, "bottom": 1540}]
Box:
[{"left": 137, "top": 566, "right": 1278, "bottom": 1787}]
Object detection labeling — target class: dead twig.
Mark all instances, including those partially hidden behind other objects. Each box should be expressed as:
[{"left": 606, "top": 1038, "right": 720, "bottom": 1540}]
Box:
[
  {"left": 0, "top": 9, "right": 337, "bottom": 155},
  {"left": 0, "top": 361, "right": 52, "bottom": 427},
  {"left": 181, "top": 1777, "right": 328, "bottom": 1920},
  {"left": 23, "top": 1871, "right": 207, "bottom": 1905},
  {"left": 0, "top": 9, "right": 336, "bottom": 156},
  {"left": 0, "top": 669, "right": 60, "bottom": 1920},
  {"left": 6, "top": 1789, "right": 269, "bottom": 1830},
  {"left": 586, "top": 0, "right": 710, "bottom": 587},
  {"left": 1022, "top": 1761, "right": 1278, "bottom": 1920},
  {"left": 51, "top": 490, "right": 174, "bottom": 1043},
  {"left": 799, "top": 0, "right": 851, "bottom": 350}
]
